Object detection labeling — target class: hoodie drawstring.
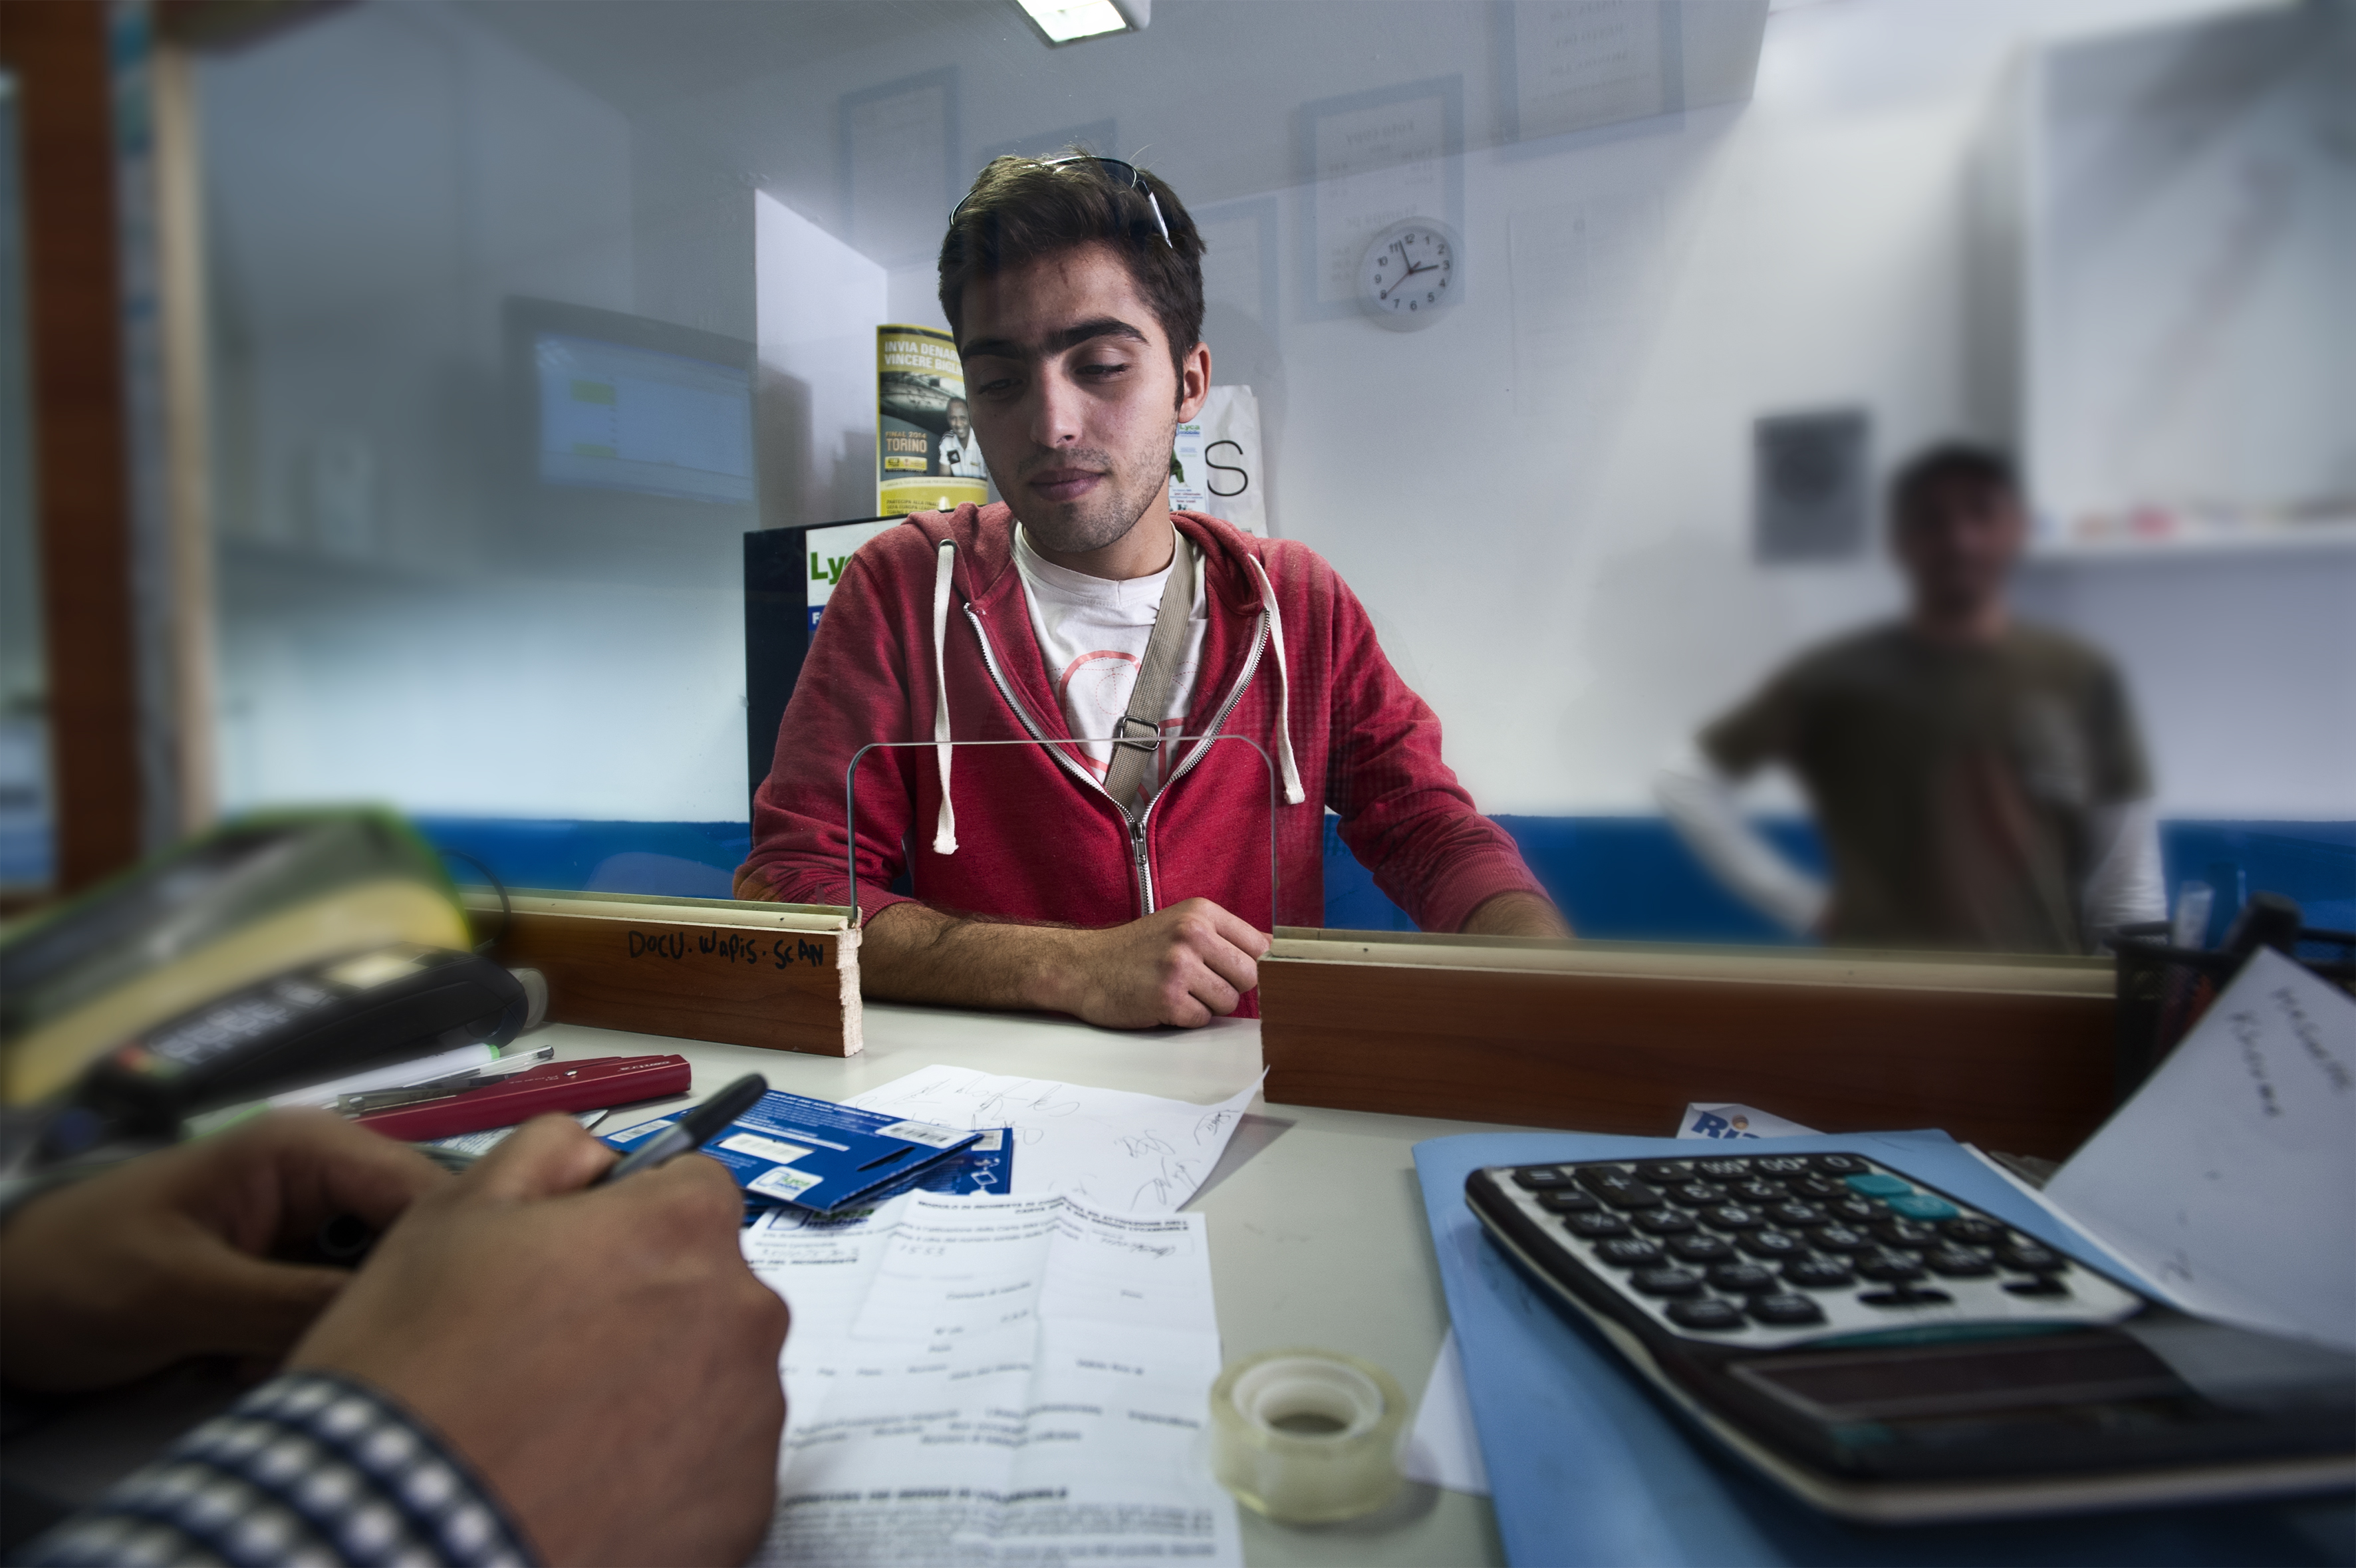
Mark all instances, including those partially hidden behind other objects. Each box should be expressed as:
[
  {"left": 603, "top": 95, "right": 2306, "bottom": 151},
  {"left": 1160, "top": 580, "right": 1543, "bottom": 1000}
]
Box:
[
  {"left": 932, "top": 539, "right": 959, "bottom": 854},
  {"left": 1249, "top": 555, "right": 1307, "bottom": 806}
]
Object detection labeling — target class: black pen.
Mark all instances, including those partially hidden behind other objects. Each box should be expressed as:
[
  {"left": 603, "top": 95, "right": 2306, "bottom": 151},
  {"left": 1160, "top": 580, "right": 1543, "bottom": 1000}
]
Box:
[
  {"left": 596, "top": 1073, "right": 768, "bottom": 1186},
  {"left": 313, "top": 1075, "right": 769, "bottom": 1263}
]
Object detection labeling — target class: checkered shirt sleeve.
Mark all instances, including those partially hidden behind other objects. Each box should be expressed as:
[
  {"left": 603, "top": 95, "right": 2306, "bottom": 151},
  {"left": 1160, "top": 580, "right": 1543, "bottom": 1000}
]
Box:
[{"left": 23, "top": 1371, "right": 537, "bottom": 1567}]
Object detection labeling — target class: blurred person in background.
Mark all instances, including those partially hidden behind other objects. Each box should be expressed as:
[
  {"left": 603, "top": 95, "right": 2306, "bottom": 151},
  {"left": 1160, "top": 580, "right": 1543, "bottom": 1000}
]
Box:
[{"left": 1657, "top": 446, "right": 2164, "bottom": 955}]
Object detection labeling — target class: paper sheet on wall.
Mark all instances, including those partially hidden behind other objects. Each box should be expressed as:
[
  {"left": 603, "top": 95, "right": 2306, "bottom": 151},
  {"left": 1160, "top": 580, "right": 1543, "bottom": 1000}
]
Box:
[
  {"left": 1170, "top": 386, "right": 1266, "bottom": 535},
  {"left": 1309, "top": 90, "right": 1450, "bottom": 307},
  {"left": 743, "top": 1192, "right": 1240, "bottom": 1567},
  {"left": 845, "top": 1065, "right": 1261, "bottom": 1214},
  {"left": 2044, "top": 947, "right": 2355, "bottom": 1353}
]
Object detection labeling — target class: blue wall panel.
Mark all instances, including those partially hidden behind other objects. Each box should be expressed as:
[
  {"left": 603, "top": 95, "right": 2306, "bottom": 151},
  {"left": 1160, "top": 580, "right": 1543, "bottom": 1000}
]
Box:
[
  {"left": 413, "top": 815, "right": 2353, "bottom": 940},
  {"left": 2159, "top": 821, "right": 2355, "bottom": 935},
  {"left": 415, "top": 817, "right": 749, "bottom": 900}
]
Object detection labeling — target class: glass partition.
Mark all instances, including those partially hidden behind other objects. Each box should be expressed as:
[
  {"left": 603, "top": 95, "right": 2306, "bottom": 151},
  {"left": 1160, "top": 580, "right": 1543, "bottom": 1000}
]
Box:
[
  {"left": 0, "top": 68, "right": 50, "bottom": 902},
  {"left": 191, "top": 0, "right": 2356, "bottom": 946}
]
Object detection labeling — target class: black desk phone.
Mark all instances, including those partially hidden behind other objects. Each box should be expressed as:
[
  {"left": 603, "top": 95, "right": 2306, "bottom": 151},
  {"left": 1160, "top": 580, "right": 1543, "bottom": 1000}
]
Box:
[{"left": 1467, "top": 1151, "right": 2354, "bottom": 1523}]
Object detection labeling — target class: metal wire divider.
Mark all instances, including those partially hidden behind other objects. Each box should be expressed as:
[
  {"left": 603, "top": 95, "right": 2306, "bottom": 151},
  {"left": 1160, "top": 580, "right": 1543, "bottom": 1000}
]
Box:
[{"left": 843, "top": 735, "right": 1281, "bottom": 930}]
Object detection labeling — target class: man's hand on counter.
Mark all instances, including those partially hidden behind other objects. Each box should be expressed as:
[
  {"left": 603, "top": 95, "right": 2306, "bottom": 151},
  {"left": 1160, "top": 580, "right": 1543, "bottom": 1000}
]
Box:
[
  {"left": 1046, "top": 898, "right": 1272, "bottom": 1027},
  {"left": 862, "top": 897, "right": 1271, "bottom": 1028}
]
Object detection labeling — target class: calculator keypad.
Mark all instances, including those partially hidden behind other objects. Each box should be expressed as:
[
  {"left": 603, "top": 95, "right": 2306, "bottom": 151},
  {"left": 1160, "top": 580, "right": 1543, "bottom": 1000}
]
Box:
[{"left": 1479, "top": 1152, "right": 2142, "bottom": 1347}]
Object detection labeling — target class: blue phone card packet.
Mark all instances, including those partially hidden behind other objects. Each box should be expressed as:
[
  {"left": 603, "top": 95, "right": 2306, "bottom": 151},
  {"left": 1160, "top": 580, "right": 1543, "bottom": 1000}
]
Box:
[
  {"left": 880, "top": 1126, "right": 1013, "bottom": 1199},
  {"left": 602, "top": 1089, "right": 978, "bottom": 1213},
  {"left": 732, "top": 1127, "right": 1013, "bottom": 1225}
]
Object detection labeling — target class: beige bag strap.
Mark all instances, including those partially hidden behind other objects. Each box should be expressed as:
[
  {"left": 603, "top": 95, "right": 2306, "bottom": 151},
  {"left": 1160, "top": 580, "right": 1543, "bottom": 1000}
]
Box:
[{"left": 1101, "top": 536, "right": 1197, "bottom": 819}]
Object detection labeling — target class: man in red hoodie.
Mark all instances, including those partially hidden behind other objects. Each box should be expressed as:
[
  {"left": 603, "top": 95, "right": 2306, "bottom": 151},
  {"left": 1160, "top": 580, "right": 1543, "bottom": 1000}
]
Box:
[{"left": 738, "top": 154, "right": 1565, "bottom": 1026}]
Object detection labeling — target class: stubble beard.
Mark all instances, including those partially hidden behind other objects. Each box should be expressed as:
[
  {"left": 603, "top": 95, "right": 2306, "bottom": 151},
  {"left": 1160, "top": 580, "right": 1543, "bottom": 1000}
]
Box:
[{"left": 1007, "top": 426, "right": 1176, "bottom": 557}]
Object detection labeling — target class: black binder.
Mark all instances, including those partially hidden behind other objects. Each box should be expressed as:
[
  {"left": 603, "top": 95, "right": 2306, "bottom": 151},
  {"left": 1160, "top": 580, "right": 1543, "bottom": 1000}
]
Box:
[{"left": 743, "top": 519, "right": 896, "bottom": 817}]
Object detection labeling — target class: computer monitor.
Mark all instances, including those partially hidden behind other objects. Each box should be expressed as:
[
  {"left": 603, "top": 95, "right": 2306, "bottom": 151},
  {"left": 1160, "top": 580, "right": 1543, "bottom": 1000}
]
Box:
[
  {"left": 533, "top": 331, "right": 753, "bottom": 505},
  {"left": 505, "top": 297, "right": 757, "bottom": 513}
]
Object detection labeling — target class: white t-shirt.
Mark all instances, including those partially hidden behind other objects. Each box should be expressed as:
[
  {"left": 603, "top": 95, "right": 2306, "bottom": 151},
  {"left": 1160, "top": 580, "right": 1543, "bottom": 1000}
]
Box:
[{"left": 1013, "top": 525, "right": 1208, "bottom": 809}]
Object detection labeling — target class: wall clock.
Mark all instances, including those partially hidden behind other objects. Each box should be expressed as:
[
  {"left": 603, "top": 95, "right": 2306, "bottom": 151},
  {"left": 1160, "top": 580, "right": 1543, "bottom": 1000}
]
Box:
[{"left": 1358, "top": 218, "right": 1461, "bottom": 330}]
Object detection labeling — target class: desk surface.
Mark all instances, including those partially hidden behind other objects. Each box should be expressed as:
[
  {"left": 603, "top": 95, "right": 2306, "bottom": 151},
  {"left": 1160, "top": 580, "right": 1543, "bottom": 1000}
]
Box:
[
  {"left": 547, "top": 1002, "right": 1523, "bottom": 1567},
  {"left": 0, "top": 1005, "right": 1518, "bottom": 1563}
]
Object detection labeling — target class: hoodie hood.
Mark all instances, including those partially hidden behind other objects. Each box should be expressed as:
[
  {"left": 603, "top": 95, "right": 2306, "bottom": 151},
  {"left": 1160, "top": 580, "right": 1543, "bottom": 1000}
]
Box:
[{"left": 908, "top": 504, "right": 1305, "bottom": 856}]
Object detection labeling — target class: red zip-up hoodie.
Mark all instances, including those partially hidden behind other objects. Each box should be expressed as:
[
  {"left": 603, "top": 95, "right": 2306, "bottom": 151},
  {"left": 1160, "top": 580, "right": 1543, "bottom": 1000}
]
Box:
[{"left": 737, "top": 504, "right": 1543, "bottom": 1014}]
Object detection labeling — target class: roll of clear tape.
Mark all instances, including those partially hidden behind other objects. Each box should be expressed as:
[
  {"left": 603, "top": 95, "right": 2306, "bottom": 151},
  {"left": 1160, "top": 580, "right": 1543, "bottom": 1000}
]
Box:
[{"left": 1209, "top": 1349, "right": 1406, "bottom": 1524}]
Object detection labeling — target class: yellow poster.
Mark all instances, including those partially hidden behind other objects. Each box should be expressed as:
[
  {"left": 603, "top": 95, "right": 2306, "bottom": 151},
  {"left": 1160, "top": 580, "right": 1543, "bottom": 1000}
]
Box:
[{"left": 877, "top": 325, "right": 989, "bottom": 517}]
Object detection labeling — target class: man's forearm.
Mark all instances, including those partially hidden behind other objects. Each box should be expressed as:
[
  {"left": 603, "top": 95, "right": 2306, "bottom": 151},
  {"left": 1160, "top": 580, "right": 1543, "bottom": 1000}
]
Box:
[
  {"left": 1461, "top": 890, "right": 1572, "bottom": 938},
  {"left": 859, "top": 898, "right": 1271, "bottom": 1029},
  {"left": 1655, "top": 747, "right": 1827, "bottom": 935},
  {"left": 2082, "top": 798, "right": 2164, "bottom": 944},
  {"left": 859, "top": 901, "right": 1081, "bottom": 1014}
]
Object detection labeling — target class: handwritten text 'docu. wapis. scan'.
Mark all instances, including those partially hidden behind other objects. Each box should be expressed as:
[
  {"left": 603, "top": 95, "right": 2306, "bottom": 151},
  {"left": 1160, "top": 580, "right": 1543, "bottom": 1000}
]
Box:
[{"left": 622, "top": 928, "right": 827, "bottom": 969}]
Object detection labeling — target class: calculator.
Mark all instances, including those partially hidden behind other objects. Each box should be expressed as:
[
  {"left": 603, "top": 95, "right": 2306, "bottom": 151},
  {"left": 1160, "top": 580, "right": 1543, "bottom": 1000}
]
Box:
[{"left": 1466, "top": 1151, "right": 2356, "bottom": 1523}]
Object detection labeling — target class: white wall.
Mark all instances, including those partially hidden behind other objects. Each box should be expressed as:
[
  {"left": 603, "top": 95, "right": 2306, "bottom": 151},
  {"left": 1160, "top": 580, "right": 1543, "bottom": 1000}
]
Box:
[
  {"left": 205, "top": 0, "right": 2353, "bottom": 828},
  {"left": 1223, "top": 0, "right": 2355, "bottom": 819},
  {"left": 2027, "top": 3, "right": 2354, "bottom": 535},
  {"left": 217, "top": 577, "right": 750, "bottom": 819},
  {"left": 204, "top": 0, "right": 754, "bottom": 821},
  {"left": 204, "top": 0, "right": 637, "bottom": 564},
  {"left": 2013, "top": 547, "right": 2356, "bottom": 819},
  {"left": 755, "top": 194, "right": 890, "bottom": 527}
]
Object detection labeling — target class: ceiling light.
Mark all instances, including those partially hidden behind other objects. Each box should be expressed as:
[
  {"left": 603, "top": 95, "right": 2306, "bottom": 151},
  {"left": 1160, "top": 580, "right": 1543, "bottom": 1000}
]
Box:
[{"left": 1013, "top": 0, "right": 1148, "bottom": 45}]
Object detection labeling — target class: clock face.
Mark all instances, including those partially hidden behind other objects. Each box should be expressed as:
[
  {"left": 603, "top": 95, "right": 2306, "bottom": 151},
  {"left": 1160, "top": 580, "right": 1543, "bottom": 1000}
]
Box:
[{"left": 1360, "top": 220, "right": 1460, "bottom": 330}]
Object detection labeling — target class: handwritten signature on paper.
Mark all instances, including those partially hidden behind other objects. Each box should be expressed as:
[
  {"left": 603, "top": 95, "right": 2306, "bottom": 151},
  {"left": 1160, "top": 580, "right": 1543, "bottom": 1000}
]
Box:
[
  {"left": 1096, "top": 1234, "right": 1180, "bottom": 1260},
  {"left": 2228, "top": 1009, "right": 2285, "bottom": 1118},
  {"left": 874, "top": 1071, "right": 982, "bottom": 1113},
  {"left": 1193, "top": 1110, "right": 1238, "bottom": 1146},
  {"left": 2272, "top": 984, "right": 2353, "bottom": 1092},
  {"left": 1131, "top": 1155, "right": 1204, "bottom": 1211},
  {"left": 878, "top": 1073, "right": 1081, "bottom": 1145},
  {"left": 972, "top": 1080, "right": 1083, "bottom": 1121}
]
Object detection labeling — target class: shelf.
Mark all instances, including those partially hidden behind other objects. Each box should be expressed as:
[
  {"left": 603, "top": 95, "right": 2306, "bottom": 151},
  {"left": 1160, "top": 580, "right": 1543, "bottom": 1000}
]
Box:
[{"left": 2027, "top": 519, "right": 2356, "bottom": 563}]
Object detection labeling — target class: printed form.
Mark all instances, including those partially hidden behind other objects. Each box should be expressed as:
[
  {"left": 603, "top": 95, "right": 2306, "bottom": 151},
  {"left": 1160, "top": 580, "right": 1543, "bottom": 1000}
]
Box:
[{"left": 744, "top": 1191, "right": 1242, "bottom": 1566}]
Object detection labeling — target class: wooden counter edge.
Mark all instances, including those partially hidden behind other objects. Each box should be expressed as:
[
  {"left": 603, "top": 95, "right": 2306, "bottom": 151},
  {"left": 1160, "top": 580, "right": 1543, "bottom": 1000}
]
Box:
[
  {"left": 463, "top": 888, "right": 865, "bottom": 1057},
  {"left": 1266, "top": 930, "right": 2113, "bottom": 997},
  {"left": 1257, "top": 932, "right": 2120, "bottom": 1159}
]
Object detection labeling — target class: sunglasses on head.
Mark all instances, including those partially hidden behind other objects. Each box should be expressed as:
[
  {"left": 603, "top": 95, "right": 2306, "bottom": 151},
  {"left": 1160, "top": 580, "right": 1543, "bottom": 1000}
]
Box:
[{"left": 951, "top": 155, "right": 1174, "bottom": 248}]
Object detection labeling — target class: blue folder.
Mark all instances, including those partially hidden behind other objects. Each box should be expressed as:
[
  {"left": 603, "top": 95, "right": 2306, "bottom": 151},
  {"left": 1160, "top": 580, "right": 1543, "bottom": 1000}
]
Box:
[{"left": 1413, "top": 1128, "right": 2353, "bottom": 1567}]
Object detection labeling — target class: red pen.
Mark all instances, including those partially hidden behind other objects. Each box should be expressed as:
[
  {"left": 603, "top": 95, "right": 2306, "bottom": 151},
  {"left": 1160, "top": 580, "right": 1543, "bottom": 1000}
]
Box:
[{"left": 354, "top": 1055, "right": 691, "bottom": 1141}]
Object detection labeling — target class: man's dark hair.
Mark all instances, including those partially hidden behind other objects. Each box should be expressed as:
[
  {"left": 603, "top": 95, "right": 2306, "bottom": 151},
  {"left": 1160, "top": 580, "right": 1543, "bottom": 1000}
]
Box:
[
  {"left": 938, "top": 153, "right": 1207, "bottom": 388},
  {"left": 1891, "top": 444, "right": 2018, "bottom": 529}
]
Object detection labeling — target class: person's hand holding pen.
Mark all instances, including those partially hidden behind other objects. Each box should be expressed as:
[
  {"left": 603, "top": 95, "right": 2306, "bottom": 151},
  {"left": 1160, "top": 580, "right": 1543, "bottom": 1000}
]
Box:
[{"left": 292, "top": 1111, "right": 791, "bottom": 1567}]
